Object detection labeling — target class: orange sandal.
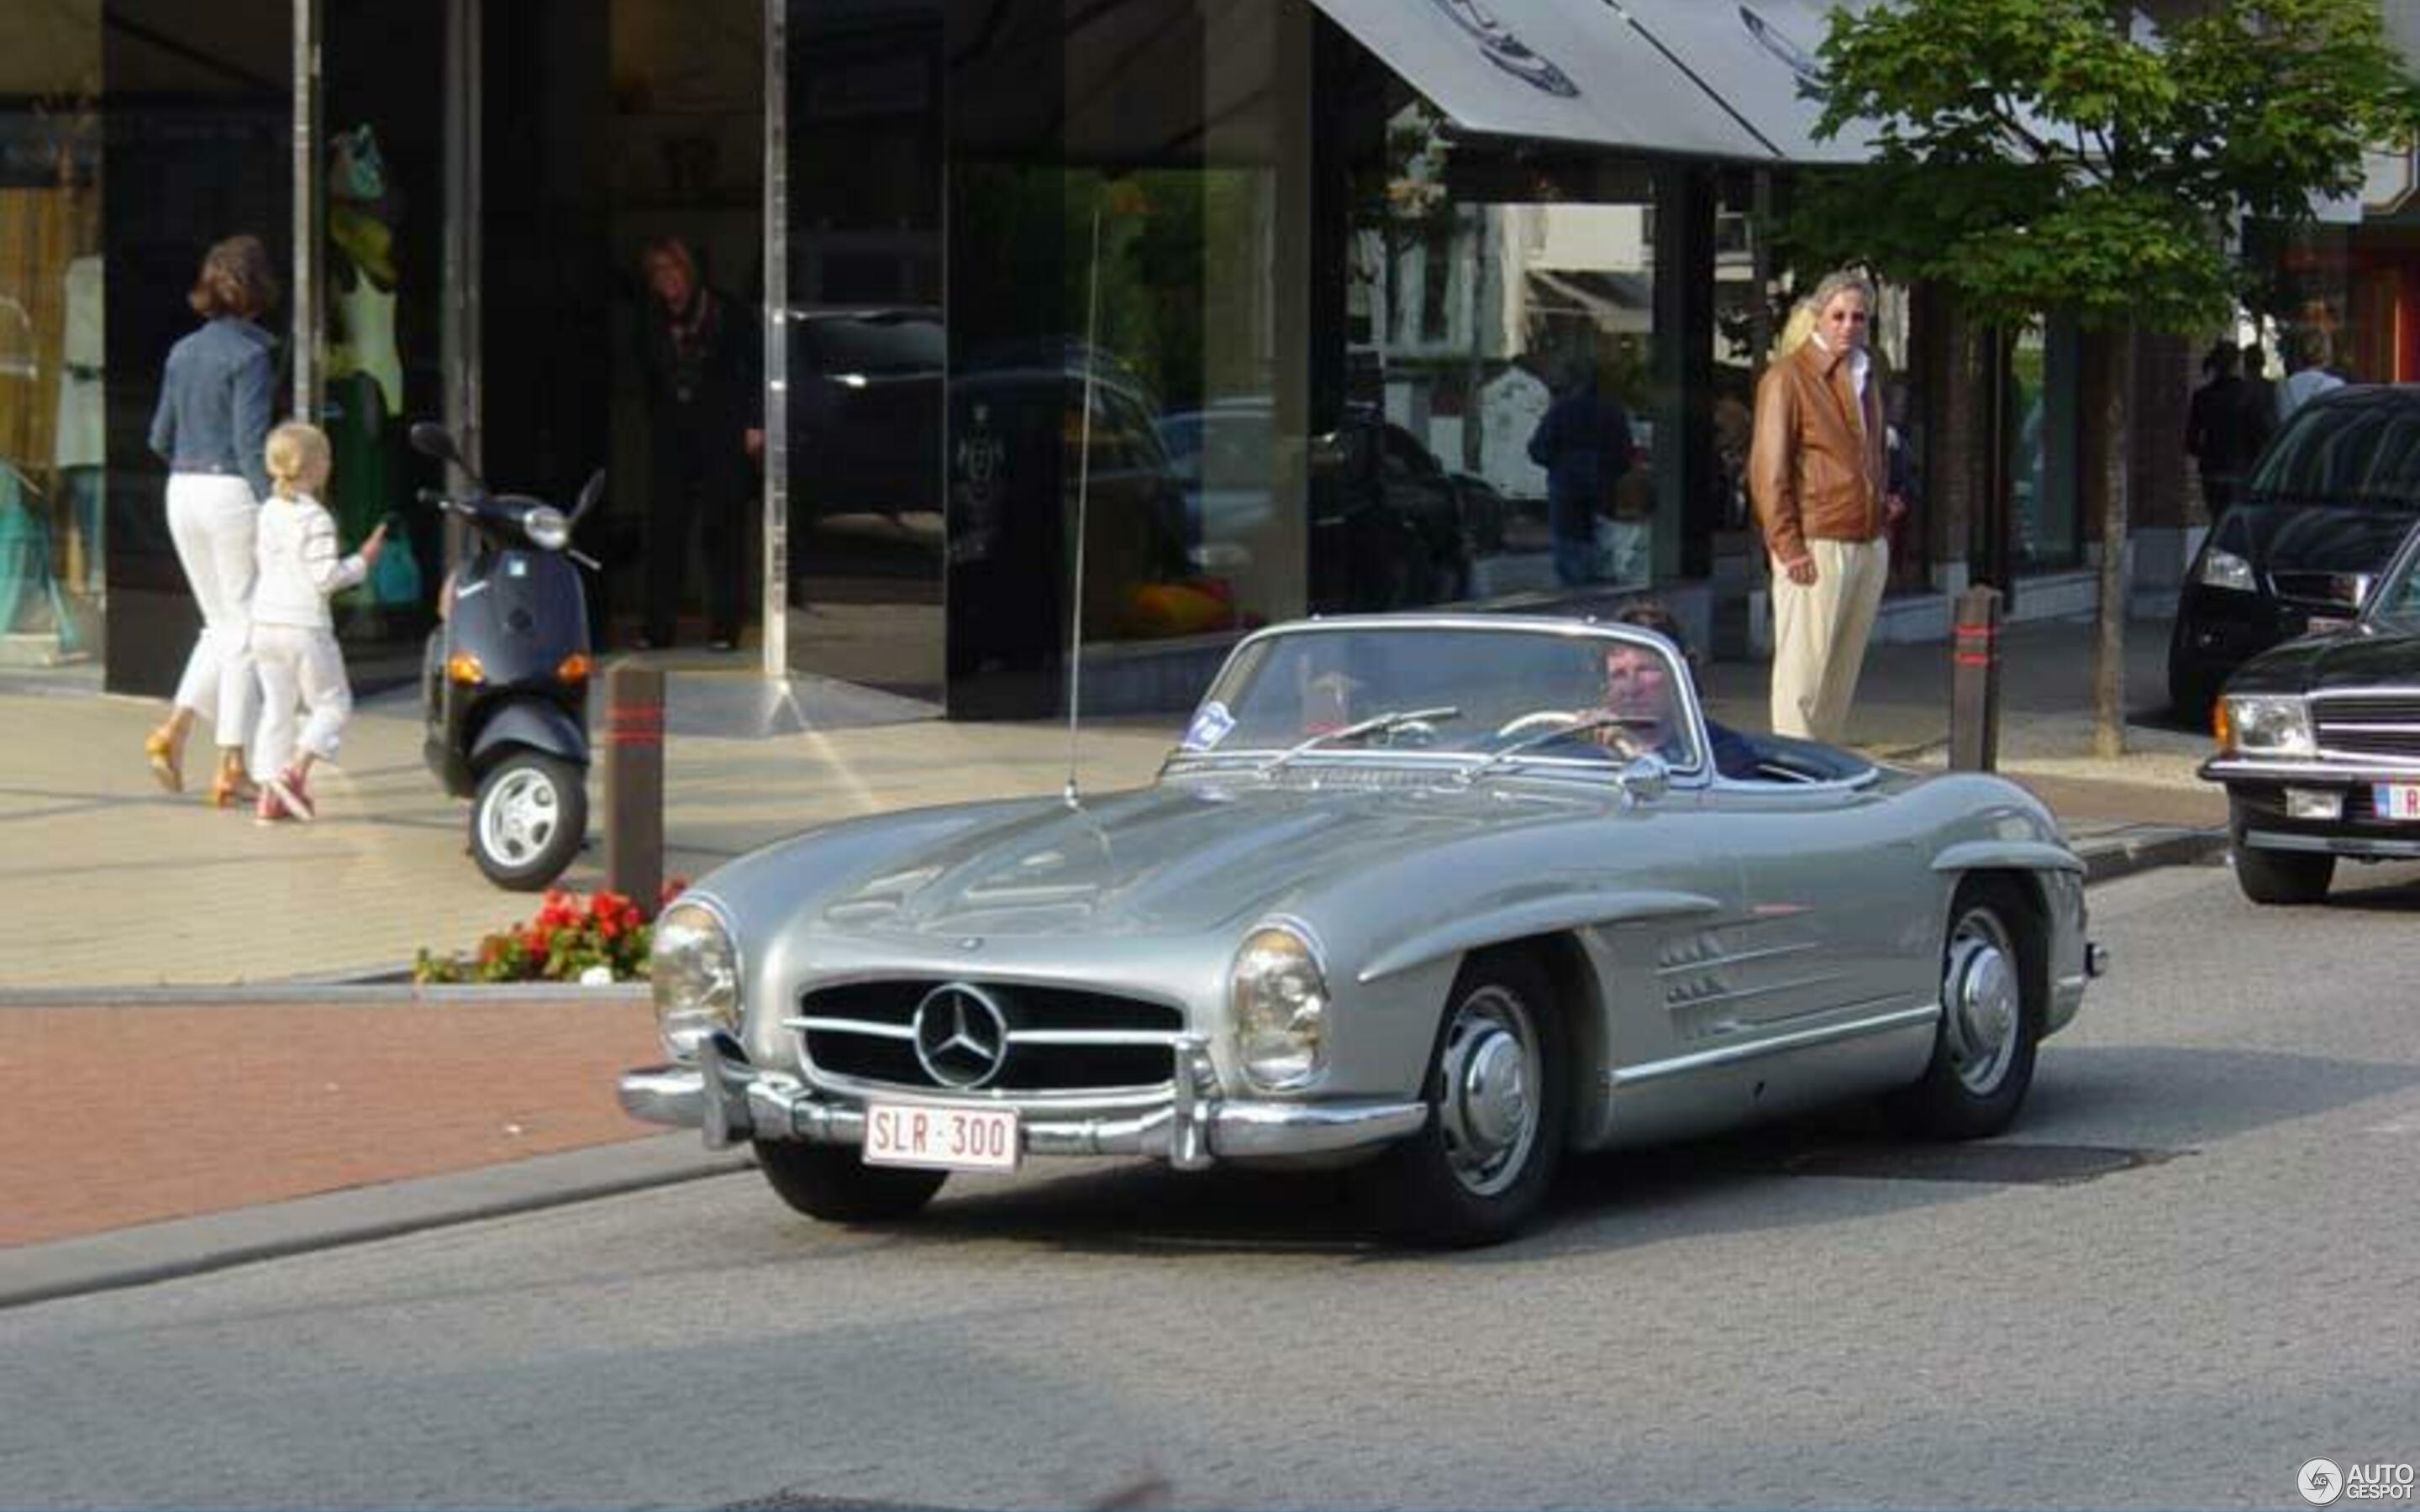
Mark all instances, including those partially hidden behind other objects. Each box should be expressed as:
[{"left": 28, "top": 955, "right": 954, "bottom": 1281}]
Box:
[{"left": 143, "top": 729, "right": 184, "bottom": 794}]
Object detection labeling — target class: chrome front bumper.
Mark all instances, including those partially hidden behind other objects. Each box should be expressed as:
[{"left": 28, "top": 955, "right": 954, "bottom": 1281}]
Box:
[{"left": 618, "top": 1033, "right": 1428, "bottom": 1172}]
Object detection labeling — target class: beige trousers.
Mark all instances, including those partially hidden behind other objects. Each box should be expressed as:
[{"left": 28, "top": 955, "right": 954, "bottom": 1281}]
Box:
[{"left": 1770, "top": 535, "right": 1888, "bottom": 743}]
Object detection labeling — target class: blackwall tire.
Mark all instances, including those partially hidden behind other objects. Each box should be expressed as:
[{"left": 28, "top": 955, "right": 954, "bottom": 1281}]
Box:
[
  {"left": 2232, "top": 843, "right": 2334, "bottom": 906},
  {"left": 1886, "top": 878, "right": 2042, "bottom": 1141},
  {"left": 755, "top": 1141, "right": 948, "bottom": 1224},
  {"left": 1360, "top": 950, "right": 1568, "bottom": 1248}
]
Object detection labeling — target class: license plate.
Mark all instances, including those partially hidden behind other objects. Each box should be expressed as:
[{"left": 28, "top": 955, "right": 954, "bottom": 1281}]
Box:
[
  {"left": 2375, "top": 784, "right": 2420, "bottom": 821},
  {"left": 862, "top": 1101, "right": 1021, "bottom": 1173}
]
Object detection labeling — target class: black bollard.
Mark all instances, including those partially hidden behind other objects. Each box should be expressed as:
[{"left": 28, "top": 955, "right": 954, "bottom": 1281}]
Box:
[
  {"left": 604, "top": 661, "right": 666, "bottom": 916},
  {"left": 1950, "top": 585, "right": 2003, "bottom": 772}
]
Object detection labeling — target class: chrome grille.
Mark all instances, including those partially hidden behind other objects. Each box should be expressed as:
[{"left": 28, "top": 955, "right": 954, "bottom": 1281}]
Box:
[
  {"left": 2312, "top": 694, "right": 2420, "bottom": 761},
  {"left": 786, "top": 980, "right": 1182, "bottom": 1093}
]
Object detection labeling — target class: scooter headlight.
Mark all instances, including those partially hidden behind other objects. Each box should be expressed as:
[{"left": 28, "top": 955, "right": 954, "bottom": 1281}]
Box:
[{"left": 523, "top": 506, "right": 570, "bottom": 551}]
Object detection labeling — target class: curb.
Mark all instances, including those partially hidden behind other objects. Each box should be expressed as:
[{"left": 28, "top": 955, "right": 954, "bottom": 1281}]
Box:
[
  {"left": 2078, "top": 826, "right": 2228, "bottom": 885},
  {"left": 0, "top": 1135, "right": 751, "bottom": 1311}
]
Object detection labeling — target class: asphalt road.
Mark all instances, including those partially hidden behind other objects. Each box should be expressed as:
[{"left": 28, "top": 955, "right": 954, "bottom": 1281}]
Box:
[{"left": 4, "top": 861, "right": 2417, "bottom": 1511}]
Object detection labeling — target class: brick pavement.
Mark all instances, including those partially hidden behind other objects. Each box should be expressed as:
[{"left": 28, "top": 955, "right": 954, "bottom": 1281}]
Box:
[{"left": 0, "top": 995, "right": 661, "bottom": 1247}]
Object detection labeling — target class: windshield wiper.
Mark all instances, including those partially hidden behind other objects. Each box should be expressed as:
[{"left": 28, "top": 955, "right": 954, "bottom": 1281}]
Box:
[
  {"left": 1449, "top": 711, "right": 1651, "bottom": 787},
  {"left": 1256, "top": 706, "right": 1460, "bottom": 776}
]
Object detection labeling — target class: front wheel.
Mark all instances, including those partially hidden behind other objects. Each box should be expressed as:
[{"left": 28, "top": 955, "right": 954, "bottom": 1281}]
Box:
[
  {"left": 470, "top": 751, "right": 587, "bottom": 890},
  {"left": 1360, "top": 951, "right": 1567, "bottom": 1247},
  {"left": 1886, "top": 879, "right": 2041, "bottom": 1141},
  {"left": 2231, "top": 842, "right": 2334, "bottom": 906},
  {"left": 755, "top": 1141, "right": 947, "bottom": 1223}
]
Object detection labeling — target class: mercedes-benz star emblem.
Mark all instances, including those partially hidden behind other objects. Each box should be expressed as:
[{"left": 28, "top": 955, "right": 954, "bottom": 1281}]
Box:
[{"left": 912, "top": 983, "right": 1011, "bottom": 1089}]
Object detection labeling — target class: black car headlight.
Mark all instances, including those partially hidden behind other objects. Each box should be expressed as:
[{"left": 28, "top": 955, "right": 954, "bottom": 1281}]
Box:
[
  {"left": 1229, "top": 924, "right": 1329, "bottom": 1090},
  {"left": 651, "top": 900, "right": 739, "bottom": 1059},
  {"left": 2217, "top": 694, "right": 2314, "bottom": 757},
  {"left": 2197, "top": 547, "right": 2255, "bottom": 593}
]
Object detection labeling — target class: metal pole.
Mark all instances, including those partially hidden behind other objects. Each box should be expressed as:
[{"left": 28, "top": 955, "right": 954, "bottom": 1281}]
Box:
[
  {"left": 440, "top": 0, "right": 483, "bottom": 562},
  {"left": 292, "top": 0, "right": 323, "bottom": 423},
  {"left": 1950, "top": 584, "right": 2002, "bottom": 771},
  {"left": 605, "top": 662, "right": 667, "bottom": 916},
  {"left": 760, "top": 0, "right": 790, "bottom": 680}
]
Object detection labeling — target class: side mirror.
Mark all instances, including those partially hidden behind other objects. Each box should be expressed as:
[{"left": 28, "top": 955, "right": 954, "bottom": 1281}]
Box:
[
  {"left": 571, "top": 469, "right": 607, "bottom": 528},
  {"left": 1307, "top": 431, "right": 1351, "bottom": 475},
  {"left": 1618, "top": 752, "right": 1670, "bottom": 806},
  {"left": 408, "top": 422, "right": 464, "bottom": 466}
]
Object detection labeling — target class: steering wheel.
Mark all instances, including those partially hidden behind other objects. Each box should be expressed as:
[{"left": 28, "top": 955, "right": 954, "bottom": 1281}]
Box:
[
  {"left": 1494, "top": 708, "right": 1585, "bottom": 738},
  {"left": 1385, "top": 719, "right": 1443, "bottom": 749}
]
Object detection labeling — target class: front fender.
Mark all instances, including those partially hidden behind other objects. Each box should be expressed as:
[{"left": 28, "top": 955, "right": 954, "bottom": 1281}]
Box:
[
  {"left": 471, "top": 698, "right": 588, "bottom": 770},
  {"left": 1354, "top": 888, "right": 1723, "bottom": 985}
]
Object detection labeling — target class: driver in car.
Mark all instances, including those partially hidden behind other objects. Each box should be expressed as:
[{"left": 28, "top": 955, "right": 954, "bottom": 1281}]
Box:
[{"left": 1602, "top": 602, "right": 1760, "bottom": 779}]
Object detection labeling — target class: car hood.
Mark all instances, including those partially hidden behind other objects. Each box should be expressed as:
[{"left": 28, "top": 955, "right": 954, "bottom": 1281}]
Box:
[
  {"left": 779, "top": 774, "right": 1602, "bottom": 941},
  {"left": 2223, "top": 621, "right": 2420, "bottom": 695}
]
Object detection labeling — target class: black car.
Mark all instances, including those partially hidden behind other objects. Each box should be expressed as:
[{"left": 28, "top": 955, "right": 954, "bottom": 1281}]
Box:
[
  {"left": 2168, "top": 386, "right": 2420, "bottom": 723},
  {"left": 2200, "top": 512, "right": 2420, "bottom": 905}
]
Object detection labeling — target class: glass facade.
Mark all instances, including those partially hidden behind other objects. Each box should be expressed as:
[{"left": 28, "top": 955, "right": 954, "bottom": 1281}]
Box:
[{"left": 40, "top": 0, "right": 2073, "bottom": 720}]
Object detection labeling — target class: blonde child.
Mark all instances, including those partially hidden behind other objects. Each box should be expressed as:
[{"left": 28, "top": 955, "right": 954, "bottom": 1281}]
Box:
[{"left": 250, "top": 422, "right": 384, "bottom": 822}]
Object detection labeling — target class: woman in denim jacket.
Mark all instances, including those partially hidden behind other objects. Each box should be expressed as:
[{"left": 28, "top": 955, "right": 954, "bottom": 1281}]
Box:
[{"left": 143, "top": 235, "right": 279, "bottom": 806}]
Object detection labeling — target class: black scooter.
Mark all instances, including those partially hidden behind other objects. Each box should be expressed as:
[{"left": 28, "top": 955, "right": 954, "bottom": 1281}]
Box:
[{"left": 408, "top": 422, "right": 604, "bottom": 890}]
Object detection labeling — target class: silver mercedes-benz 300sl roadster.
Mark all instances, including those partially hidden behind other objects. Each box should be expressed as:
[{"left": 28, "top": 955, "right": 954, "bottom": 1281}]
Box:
[{"left": 623, "top": 615, "right": 2106, "bottom": 1246}]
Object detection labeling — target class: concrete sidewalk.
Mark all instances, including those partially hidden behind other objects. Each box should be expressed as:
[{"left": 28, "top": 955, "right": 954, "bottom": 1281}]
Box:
[
  {"left": 0, "top": 612, "right": 2228, "bottom": 1305},
  {"left": 0, "top": 613, "right": 2222, "bottom": 991}
]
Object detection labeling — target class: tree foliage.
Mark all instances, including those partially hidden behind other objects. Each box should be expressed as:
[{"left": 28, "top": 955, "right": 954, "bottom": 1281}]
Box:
[{"left": 1781, "top": 0, "right": 2420, "bottom": 332}]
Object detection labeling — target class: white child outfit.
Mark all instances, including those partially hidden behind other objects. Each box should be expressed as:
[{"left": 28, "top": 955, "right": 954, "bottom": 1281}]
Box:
[{"left": 250, "top": 492, "right": 366, "bottom": 782}]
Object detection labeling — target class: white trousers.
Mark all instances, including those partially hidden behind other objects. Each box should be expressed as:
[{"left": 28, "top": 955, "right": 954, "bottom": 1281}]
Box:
[
  {"left": 252, "top": 622, "right": 353, "bottom": 773},
  {"left": 1770, "top": 535, "right": 1889, "bottom": 744},
  {"left": 166, "top": 473, "right": 260, "bottom": 743}
]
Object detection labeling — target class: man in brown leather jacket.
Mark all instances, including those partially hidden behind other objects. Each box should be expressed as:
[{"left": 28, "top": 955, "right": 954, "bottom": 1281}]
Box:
[{"left": 1749, "top": 270, "right": 1903, "bottom": 743}]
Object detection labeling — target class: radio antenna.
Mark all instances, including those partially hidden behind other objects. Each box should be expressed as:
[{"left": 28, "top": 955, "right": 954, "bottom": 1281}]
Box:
[{"left": 1064, "top": 198, "right": 1103, "bottom": 810}]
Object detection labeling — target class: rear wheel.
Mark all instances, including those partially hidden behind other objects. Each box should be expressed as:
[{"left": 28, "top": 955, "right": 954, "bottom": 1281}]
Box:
[
  {"left": 2231, "top": 842, "right": 2334, "bottom": 906},
  {"left": 1360, "top": 951, "right": 1567, "bottom": 1248},
  {"left": 470, "top": 751, "right": 587, "bottom": 890},
  {"left": 1886, "top": 879, "right": 2040, "bottom": 1140},
  {"left": 755, "top": 1142, "right": 947, "bottom": 1223}
]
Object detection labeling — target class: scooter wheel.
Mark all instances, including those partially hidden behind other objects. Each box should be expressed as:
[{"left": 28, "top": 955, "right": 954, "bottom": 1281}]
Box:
[{"left": 471, "top": 751, "right": 587, "bottom": 890}]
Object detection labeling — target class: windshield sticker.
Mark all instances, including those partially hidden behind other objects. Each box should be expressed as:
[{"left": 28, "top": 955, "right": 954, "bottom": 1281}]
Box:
[{"left": 1182, "top": 701, "right": 1235, "bottom": 752}]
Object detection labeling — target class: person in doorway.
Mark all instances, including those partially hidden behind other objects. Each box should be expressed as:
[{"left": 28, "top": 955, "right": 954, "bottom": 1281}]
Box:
[
  {"left": 249, "top": 421, "right": 385, "bottom": 823},
  {"left": 1749, "top": 269, "right": 1902, "bottom": 745},
  {"left": 2236, "top": 339, "right": 2277, "bottom": 462},
  {"left": 2275, "top": 326, "right": 2345, "bottom": 427},
  {"left": 144, "top": 234, "right": 277, "bottom": 807},
  {"left": 634, "top": 236, "right": 762, "bottom": 651},
  {"left": 2184, "top": 342, "right": 2254, "bottom": 516},
  {"left": 1526, "top": 357, "right": 1634, "bottom": 588}
]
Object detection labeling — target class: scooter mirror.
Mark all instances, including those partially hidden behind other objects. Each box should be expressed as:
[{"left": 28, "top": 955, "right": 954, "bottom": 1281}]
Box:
[
  {"left": 571, "top": 469, "right": 607, "bottom": 528},
  {"left": 408, "top": 422, "right": 463, "bottom": 465}
]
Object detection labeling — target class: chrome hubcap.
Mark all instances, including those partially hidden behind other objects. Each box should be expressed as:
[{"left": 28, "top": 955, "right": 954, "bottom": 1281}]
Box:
[
  {"left": 1436, "top": 984, "right": 1541, "bottom": 1197},
  {"left": 481, "top": 767, "right": 560, "bottom": 866},
  {"left": 1943, "top": 908, "right": 2020, "bottom": 1096}
]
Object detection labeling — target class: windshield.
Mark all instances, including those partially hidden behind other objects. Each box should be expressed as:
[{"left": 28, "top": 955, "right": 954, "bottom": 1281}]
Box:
[
  {"left": 1175, "top": 622, "right": 1703, "bottom": 774},
  {"left": 2364, "top": 530, "right": 2420, "bottom": 629},
  {"left": 2247, "top": 396, "right": 2420, "bottom": 506}
]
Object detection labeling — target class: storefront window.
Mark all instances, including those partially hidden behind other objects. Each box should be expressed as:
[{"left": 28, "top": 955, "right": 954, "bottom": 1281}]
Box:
[
  {"left": 1340, "top": 83, "right": 1661, "bottom": 602},
  {"left": 1, "top": 4, "right": 104, "bottom": 682},
  {"left": 2009, "top": 316, "right": 2079, "bottom": 572}
]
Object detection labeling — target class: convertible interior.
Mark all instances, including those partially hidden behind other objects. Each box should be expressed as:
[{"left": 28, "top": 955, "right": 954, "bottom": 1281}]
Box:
[{"left": 1727, "top": 730, "right": 1877, "bottom": 785}]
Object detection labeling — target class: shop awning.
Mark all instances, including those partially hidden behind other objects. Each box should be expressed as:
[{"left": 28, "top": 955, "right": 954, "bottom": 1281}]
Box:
[{"left": 1304, "top": 0, "right": 1874, "bottom": 164}]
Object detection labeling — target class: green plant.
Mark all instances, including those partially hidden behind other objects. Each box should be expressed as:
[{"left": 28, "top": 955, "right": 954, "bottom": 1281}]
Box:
[{"left": 413, "top": 881, "right": 686, "bottom": 985}]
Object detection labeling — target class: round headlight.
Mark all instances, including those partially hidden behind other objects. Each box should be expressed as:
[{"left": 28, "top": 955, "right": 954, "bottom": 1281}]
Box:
[
  {"left": 523, "top": 505, "right": 570, "bottom": 551},
  {"left": 1230, "top": 924, "right": 1328, "bottom": 1089},
  {"left": 651, "top": 900, "right": 739, "bottom": 1059}
]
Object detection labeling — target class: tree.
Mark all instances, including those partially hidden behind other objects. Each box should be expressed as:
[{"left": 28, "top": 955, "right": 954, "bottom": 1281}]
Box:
[{"left": 1781, "top": 0, "right": 2420, "bottom": 755}]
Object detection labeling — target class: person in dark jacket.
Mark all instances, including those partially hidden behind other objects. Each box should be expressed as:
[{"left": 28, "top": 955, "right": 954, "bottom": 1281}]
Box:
[
  {"left": 143, "top": 234, "right": 279, "bottom": 806},
  {"left": 2236, "top": 339, "right": 2277, "bottom": 465},
  {"left": 635, "top": 237, "right": 762, "bottom": 650},
  {"left": 1526, "top": 360, "right": 1634, "bottom": 587},
  {"left": 2185, "top": 342, "right": 2255, "bottom": 516},
  {"left": 1608, "top": 598, "right": 1759, "bottom": 779}
]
